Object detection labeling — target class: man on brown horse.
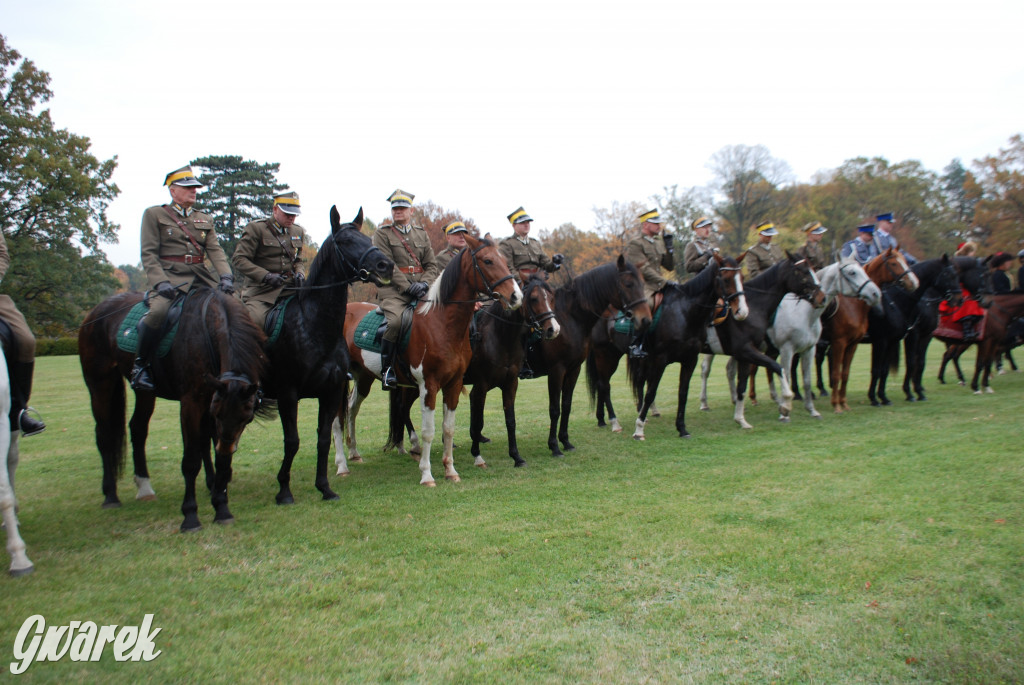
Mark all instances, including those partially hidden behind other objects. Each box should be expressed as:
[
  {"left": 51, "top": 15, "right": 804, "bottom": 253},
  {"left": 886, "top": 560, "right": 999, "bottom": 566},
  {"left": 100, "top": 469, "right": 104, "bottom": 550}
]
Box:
[
  {"left": 0, "top": 231, "right": 45, "bottom": 436},
  {"left": 624, "top": 208, "right": 675, "bottom": 358},
  {"left": 435, "top": 220, "right": 469, "bottom": 271},
  {"left": 373, "top": 189, "right": 438, "bottom": 391},
  {"left": 132, "top": 165, "right": 235, "bottom": 391}
]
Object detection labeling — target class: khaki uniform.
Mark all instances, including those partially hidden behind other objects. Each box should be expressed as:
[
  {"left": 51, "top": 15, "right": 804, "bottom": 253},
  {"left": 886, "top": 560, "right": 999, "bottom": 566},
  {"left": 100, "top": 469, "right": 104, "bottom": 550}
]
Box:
[
  {"left": 0, "top": 231, "right": 35, "bottom": 362},
  {"left": 498, "top": 235, "right": 556, "bottom": 283},
  {"left": 746, "top": 242, "right": 784, "bottom": 279},
  {"left": 435, "top": 246, "right": 461, "bottom": 273},
  {"left": 681, "top": 235, "right": 720, "bottom": 277},
  {"left": 139, "top": 204, "right": 231, "bottom": 329},
  {"left": 373, "top": 222, "right": 438, "bottom": 342},
  {"left": 232, "top": 217, "right": 306, "bottom": 325},
  {"left": 624, "top": 234, "right": 673, "bottom": 301},
  {"left": 797, "top": 241, "right": 827, "bottom": 271}
]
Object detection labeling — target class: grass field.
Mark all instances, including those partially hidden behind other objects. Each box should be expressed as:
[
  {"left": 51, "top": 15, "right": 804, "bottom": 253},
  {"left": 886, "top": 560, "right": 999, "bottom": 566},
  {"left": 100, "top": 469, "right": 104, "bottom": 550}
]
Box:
[{"left": 3, "top": 347, "right": 1023, "bottom": 683}]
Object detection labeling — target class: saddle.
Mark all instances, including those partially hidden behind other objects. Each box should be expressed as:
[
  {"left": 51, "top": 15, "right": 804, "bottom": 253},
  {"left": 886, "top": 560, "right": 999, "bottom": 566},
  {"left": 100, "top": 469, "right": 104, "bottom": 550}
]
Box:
[
  {"left": 612, "top": 306, "right": 663, "bottom": 337},
  {"left": 116, "top": 292, "right": 189, "bottom": 356},
  {"left": 353, "top": 305, "right": 414, "bottom": 354},
  {"left": 262, "top": 296, "right": 294, "bottom": 348}
]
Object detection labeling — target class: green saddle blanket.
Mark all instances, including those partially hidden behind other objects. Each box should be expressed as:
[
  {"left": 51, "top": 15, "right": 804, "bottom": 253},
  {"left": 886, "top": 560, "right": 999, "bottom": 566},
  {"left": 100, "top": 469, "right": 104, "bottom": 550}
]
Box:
[
  {"left": 116, "top": 297, "right": 185, "bottom": 357},
  {"left": 612, "top": 306, "right": 663, "bottom": 336},
  {"left": 353, "top": 309, "right": 411, "bottom": 353},
  {"left": 263, "top": 296, "right": 293, "bottom": 348}
]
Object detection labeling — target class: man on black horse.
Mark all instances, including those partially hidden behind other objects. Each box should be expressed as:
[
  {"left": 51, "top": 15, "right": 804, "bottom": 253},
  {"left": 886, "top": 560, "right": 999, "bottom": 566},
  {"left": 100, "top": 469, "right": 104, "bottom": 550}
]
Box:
[
  {"left": 232, "top": 191, "right": 307, "bottom": 328},
  {"left": 624, "top": 208, "right": 675, "bottom": 358},
  {"left": 373, "top": 189, "right": 438, "bottom": 391},
  {"left": 0, "top": 230, "right": 45, "bottom": 436},
  {"left": 131, "top": 165, "right": 235, "bottom": 391}
]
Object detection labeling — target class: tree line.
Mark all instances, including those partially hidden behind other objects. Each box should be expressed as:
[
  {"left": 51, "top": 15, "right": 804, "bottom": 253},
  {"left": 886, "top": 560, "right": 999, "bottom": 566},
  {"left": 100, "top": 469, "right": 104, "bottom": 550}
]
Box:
[{"left": 2, "top": 34, "right": 1022, "bottom": 335}]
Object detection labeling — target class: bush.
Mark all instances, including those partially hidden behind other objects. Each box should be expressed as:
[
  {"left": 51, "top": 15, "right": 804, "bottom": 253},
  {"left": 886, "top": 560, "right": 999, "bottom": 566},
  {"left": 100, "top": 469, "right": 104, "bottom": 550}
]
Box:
[{"left": 35, "top": 336, "right": 79, "bottom": 356}]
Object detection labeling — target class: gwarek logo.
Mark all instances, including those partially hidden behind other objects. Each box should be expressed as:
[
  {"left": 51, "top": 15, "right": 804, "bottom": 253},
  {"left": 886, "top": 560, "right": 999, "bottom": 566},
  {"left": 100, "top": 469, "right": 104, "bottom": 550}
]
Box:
[{"left": 9, "top": 614, "right": 162, "bottom": 675}]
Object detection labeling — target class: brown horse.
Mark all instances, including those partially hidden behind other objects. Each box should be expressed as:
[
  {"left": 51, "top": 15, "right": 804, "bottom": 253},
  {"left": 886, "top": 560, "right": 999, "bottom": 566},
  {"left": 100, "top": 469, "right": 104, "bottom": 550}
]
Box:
[
  {"left": 816, "top": 249, "right": 918, "bottom": 412},
  {"left": 336, "top": 235, "right": 521, "bottom": 485},
  {"left": 939, "top": 292, "right": 1024, "bottom": 394},
  {"left": 78, "top": 288, "right": 267, "bottom": 531}
]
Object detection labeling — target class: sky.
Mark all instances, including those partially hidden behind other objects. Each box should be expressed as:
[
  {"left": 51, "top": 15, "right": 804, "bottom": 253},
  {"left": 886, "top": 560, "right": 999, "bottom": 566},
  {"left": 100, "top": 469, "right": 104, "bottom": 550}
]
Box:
[{"left": 4, "top": 0, "right": 1023, "bottom": 266}]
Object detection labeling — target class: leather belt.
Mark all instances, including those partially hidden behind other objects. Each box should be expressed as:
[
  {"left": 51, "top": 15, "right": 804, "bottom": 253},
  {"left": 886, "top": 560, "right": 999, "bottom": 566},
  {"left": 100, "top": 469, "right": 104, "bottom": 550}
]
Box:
[
  {"left": 398, "top": 266, "right": 424, "bottom": 274},
  {"left": 518, "top": 267, "right": 539, "bottom": 275},
  {"left": 160, "top": 254, "right": 205, "bottom": 264}
]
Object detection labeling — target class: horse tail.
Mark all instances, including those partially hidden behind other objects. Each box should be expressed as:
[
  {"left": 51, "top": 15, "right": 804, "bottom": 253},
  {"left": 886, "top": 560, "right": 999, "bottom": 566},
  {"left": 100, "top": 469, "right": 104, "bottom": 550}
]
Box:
[
  {"left": 336, "top": 372, "right": 349, "bottom": 429},
  {"left": 584, "top": 349, "right": 600, "bottom": 408},
  {"left": 384, "top": 388, "right": 405, "bottom": 452},
  {"left": 889, "top": 341, "right": 901, "bottom": 374},
  {"left": 78, "top": 310, "right": 128, "bottom": 481},
  {"left": 626, "top": 355, "right": 647, "bottom": 406}
]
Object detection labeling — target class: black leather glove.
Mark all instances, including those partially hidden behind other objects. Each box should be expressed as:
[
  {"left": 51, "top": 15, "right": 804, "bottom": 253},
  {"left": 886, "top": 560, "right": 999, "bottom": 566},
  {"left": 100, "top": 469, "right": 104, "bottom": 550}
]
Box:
[
  {"left": 662, "top": 233, "right": 674, "bottom": 253},
  {"left": 294, "top": 272, "right": 305, "bottom": 288},
  {"left": 406, "top": 281, "right": 429, "bottom": 299},
  {"left": 263, "top": 272, "right": 286, "bottom": 288},
  {"left": 155, "top": 281, "right": 177, "bottom": 299},
  {"left": 552, "top": 253, "right": 565, "bottom": 266},
  {"left": 219, "top": 274, "right": 235, "bottom": 295}
]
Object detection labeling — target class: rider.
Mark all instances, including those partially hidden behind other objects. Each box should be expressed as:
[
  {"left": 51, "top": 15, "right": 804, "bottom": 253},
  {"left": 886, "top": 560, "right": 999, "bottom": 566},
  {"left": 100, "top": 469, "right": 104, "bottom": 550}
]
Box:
[
  {"left": 874, "top": 212, "right": 917, "bottom": 265},
  {"left": 746, "top": 221, "right": 783, "bottom": 279},
  {"left": 232, "top": 191, "right": 307, "bottom": 328},
  {"left": 435, "top": 220, "right": 469, "bottom": 272},
  {"left": 0, "top": 231, "right": 46, "bottom": 435},
  {"left": 372, "top": 189, "right": 438, "bottom": 390},
  {"left": 132, "top": 165, "right": 235, "bottom": 391},
  {"left": 623, "top": 208, "right": 675, "bottom": 358},
  {"left": 798, "top": 221, "right": 828, "bottom": 270},
  {"left": 840, "top": 223, "right": 881, "bottom": 265},
  {"left": 681, "top": 216, "right": 719, "bottom": 279}
]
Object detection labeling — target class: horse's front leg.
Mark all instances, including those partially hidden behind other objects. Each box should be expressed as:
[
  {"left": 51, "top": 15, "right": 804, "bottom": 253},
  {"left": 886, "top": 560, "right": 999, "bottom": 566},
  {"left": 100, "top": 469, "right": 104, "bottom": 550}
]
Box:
[
  {"left": 557, "top": 365, "right": 581, "bottom": 452},
  {"left": 775, "top": 349, "right": 791, "bottom": 421},
  {"left": 800, "top": 348, "right": 821, "bottom": 418},
  {"left": 128, "top": 391, "right": 157, "bottom": 502},
  {"left": 731, "top": 357, "right": 755, "bottom": 430},
  {"left": 209, "top": 412, "right": 235, "bottom": 525},
  {"left": 441, "top": 386, "right": 461, "bottom": 482},
  {"left": 179, "top": 403, "right": 205, "bottom": 532},
  {"left": 315, "top": 398, "right": 341, "bottom": 501},
  {"left": 500, "top": 379, "right": 525, "bottom": 468},
  {"left": 418, "top": 385, "right": 438, "bottom": 486},
  {"left": 275, "top": 398, "right": 300, "bottom": 504},
  {"left": 2, "top": 433, "right": 33, "bottom": 576},
  {"left": 699, "top": 354, "right": 713, "bottom": 411},
  {"left": 469, "top": 383, "right": 490, "bottom": 466},
  {"left": 633, "top": 359, "right": 666, "bottom": 441},
  {"left": 340, "top": 375, "right": 372, "bottom": 470},
  {"left": 675, "top": 353, "right": 699, "bottom": 438},
  {"left": 547, "top": 371, "right": 564, "bottom": 457},
  {"left": 839, "top": 343, "right": 858, "bottom": 412}
]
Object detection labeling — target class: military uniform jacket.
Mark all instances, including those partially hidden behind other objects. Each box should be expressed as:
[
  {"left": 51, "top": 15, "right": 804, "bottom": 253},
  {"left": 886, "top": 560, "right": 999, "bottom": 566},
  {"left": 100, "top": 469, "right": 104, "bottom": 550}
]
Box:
[
  {"left": 625, "top": 234, "right": 673, "bottom": 297},
  {"left": 682, "top": 235, "right": 720, "bottom": 274},
  {"left": 140, "top": 204, "right": 229, "bottom": 290},
  {"left": 498, "top": 236, "right": 555, "bottom": 278},
  {"left": 373, "top": 222, "right": 438, "bottom": 302},
  {"left": 798, "top": 241, "right": 827, "bottom": 271},
  {"left": 840, "top": 239, "right": 879, "bottom": 265},
  {"left": 232, "top": 218, "right": 307, "bottom": 305},
  {"left": 435, "top": 246, "right": 461, "bottom": 273},
  {"left": 746, "top": 242, "right": 784, "bottom": 279},
  {"left": 873, "top": 230, "right": 917, "bottom": 264}
]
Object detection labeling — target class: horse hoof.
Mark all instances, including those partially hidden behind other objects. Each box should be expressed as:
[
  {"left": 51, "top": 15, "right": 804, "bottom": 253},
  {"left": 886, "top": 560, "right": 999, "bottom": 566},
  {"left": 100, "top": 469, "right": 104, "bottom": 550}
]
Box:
[
  {"left": 870, "top": 401, "right": 880, "bottom": 407},
  {"left": 632, "top": 434, "right": 645, "bottom": 441},
  {"left": 336, "top": 470, "right": 350, "bottom": 477},
  {"left": 650, "top": 410, "right": 661, "bottom": 418},
  {"left": 349, "top": 455, "right": 364, "bottom": 463},
  {"left": 9, "top": 565, "right": 35, "bottom": 578},
  {"left": 136, "top": 494, "right": 157, "bottom": 502},
  {"left": 551, "top": 451, "right": 564, "bottom": 458},
  {"left": 479, "top": 435, "right": 491, "bottom": 444},
  {"left": 973, "top": 390, "right": 982, "bottom": 395},
  {"left": 275, "top": 495, "right": 295, "bottom": 505},
  {"left": 321, "top": 491, "right": 340, "bottom": 501},
  {"left": 985, "top": 387, "right": 995, "bottom": 394},
  {"left": 596, "top": 421, "right": 607, "bottom": 428},
  {"left": 779, "top": 416, "right": 790, "bottom": 423},
  {"left": 917, "top": 396, "right": 927, "bottom": 402},
  {"left": 102, "top": 500, "right": 122, "bottom": 510},
  {"left": 881, "top": 399, "right": 893, "bottom": 406},
  {"left": 700, "top": 406, "right": 710, "bottom": 412},
  {"left": 214, "top": 515, "right": 235, "bottom": 526},
  {"left": 422, "top": 480, "right": 437, "bottom": 487},
  {"left": 810, "top": 413, "right": 822, "bottom": 420},
  {"left": 475, "top": 462, "right": 488, "bottom": 469},
  {"left": 513, "top": 460, "right": 527, "bottom": 468},
  {"left": 180, "top": 521, "right": 202, "bottom": 533},
  {"left": 445, "top": 475, "right": 461, "bottom": 482},
  {"left": 905, "top": 396, "right": 916, "bottom": 402},
  {"left": 678, "top": 432, "right": 691, "bottom": 439}
]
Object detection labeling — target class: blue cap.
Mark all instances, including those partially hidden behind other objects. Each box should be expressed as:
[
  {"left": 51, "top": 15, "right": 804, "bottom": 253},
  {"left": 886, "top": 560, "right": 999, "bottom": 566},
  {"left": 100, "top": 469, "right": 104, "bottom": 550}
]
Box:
[
  {"left": 876, "top": 212, "right": 893, "bottom": 223},
  {"left": 857, "top": 224, "right": 875, "bottom": 233}
]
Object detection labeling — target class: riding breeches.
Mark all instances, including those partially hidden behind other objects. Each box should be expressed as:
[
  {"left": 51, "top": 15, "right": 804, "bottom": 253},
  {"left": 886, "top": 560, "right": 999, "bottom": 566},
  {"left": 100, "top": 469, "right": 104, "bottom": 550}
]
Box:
[{"left": 0, "top": 295, "right": 35, "bottom": 362}]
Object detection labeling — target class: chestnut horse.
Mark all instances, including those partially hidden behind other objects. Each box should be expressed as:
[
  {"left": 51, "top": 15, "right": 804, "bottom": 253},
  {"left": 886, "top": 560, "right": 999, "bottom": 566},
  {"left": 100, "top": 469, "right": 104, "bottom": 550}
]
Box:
[
  {"left": 336, "top": 235, "right": 521, "bottom": 485},
  {"left": 939, "top": 290, "right": 1024, "bottom": 394},
  {"left": 79, "top": 288, "right": 267, "bottom": 531},
  {"left": 1, "top": 343, "right": 32, "bottom": 575}
]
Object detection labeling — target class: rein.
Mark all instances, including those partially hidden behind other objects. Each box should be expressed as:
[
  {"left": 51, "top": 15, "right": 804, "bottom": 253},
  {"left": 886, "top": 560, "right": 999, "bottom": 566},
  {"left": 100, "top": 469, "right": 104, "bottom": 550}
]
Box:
[{"left": 284, "top": 233, "right": 386, "bottom": 292}]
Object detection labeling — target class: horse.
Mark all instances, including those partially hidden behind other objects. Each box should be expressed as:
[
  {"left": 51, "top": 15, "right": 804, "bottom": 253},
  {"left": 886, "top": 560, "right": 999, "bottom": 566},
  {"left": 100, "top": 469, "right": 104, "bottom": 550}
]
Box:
[
  {"left": 336, "top": 234, "right": 522, "bottom": 485},
  {"left": 592, "top": 255, "right": 747, "bottom": 441},
  {"left": 78, "top": 287, "right": 267, "bottom": 531},
  {"left": 866, "top": 255, "right": 959, "bottom": 406},
  {"left": 464, "top": 275, "right": 560, "bottom": 467},
  {"left": 1, "top": 343, "right": 33, "bottom": 576},
  {"left": 938, "top": 304, "right": 1024, "bottom": 392},
  {"left": 697, "top": 254, "right": 825, "bottom": 429},
  {"left": 263, "top": 206, "right": 394, "bottom": 505},
  {"left": 813, "top": 249, "right": 919, "bottom": 412},
  {"left": 764, "top": 255, "right": 881, "bottom": 420},
  {"left": 530, "top": 256, "right": 651, "bottom": 456}
]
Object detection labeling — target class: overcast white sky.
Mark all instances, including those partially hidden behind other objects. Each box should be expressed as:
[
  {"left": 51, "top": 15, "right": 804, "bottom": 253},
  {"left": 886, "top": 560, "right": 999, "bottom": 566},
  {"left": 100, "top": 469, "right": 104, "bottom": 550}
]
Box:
[{"left": 4, "top": 0, "right": 1022, "bottom": 266}]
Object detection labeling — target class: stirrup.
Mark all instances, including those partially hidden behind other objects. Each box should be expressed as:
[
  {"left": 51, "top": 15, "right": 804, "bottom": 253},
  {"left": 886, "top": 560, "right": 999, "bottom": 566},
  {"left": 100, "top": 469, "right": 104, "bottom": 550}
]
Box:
[
  {"left": 518, "top": 365, "right": 535, "bottom": 380},
  {"left": 130, "top": 364, "right": 155, "bottom": 391},
  {"left": 19, "top": 408, "right": 46, "bottom": 437},
  {"left": 381, "top": 369, "right": 398, "bottom": 391},
  {"left": 628, "top": 345, "right": 648, "bottom": 359}
]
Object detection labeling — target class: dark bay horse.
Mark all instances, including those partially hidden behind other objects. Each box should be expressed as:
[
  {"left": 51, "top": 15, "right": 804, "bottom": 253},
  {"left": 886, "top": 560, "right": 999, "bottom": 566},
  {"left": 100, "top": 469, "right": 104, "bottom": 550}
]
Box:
[
  {"left": 815, "top": 249, "right": 918, "bottom": 412},
  {"left": 866, "top": 255, "right": 959, "bottom": 406},
  {"left": 698, "top": 254, "right": 825, "bottom": 429},
  {"left": 338, "top": 235, "right": 522, "bottom": 485},
  {"left": 530, "top": 256, "right": 651, "bottom": 456},
  {"left": 1, "top": 343, "right": 32, "bottom": 575},
  {"left": 263, "top": 206, "right": 394, "bottom": 505},
  {"left": 79, "top": 288, "right": 266, "bottom": 531}
]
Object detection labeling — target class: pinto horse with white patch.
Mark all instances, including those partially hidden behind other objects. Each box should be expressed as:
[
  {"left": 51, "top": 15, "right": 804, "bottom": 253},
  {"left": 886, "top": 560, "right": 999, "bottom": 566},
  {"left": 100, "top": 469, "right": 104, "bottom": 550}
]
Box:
[
  {"left": 1, "top": 343, "right": 32, "bottom": 576},
  {"left": 338, "top": 235, "right": 521, "bottom": 485}
]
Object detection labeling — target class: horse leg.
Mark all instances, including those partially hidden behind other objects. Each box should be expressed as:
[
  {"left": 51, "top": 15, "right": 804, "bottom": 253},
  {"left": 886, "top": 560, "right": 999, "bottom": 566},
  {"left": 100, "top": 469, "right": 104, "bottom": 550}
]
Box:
[
  {"left": 206, "top": 411, "right": 235, "bottom": 525},
  {"left": 815, "top": 342, "right": 829, "bottom": 398},
  {"left": 441, "top": 389, "right": 461, "bottom": 482},
  {"left": 839, "top": 343, "right": 858, "bottom": 412},
  {"left": 773, "top": 349, "right": 790, "bottom": 422},
  {"left": 867, "top": 343, "right": 881, "bottom": 406},
  {"left": 500, "top": 380, "right": 525, "bottom": 468},
  {"left": 800, "top": 348, "right": 821, "bottom": 418},
  {"left": 179, "top": 403, "right": 204, "bottom": 532},
  {"left": 275, "top": 398, "right": 300, "bottom": 504},
  {"left": 315, "top": 399, "right": 341, "bottom": 501},
  {"left": 732, "top": 359, "right": 753, "bottom": 429},
  {"left": 558, "top": 366, "right": 581, "bottom": 452},
  {"left": 699, "top": 354, "right": 713, "bottom": 411},
  {"left": 89, "top": 368, "right": 127, "bottom": 508},
  {"left": 748, "top": 364, "right": 758, "bottom": 406},
  {"left": 469, "top": 383, "right": 490, "bottom": 466},
  {"left": 2, "top": 432, "right": 33, "bottom": 576},
  {"left": 547, "top": 371, "right": 565, "bottom": 457},
  {"left": 632, "top": 361, "right": 666, "bottom": 441},
  {"left": 127, "top": 391, "right": 158, "bottom": 502},
  {"left": 417, "top": 385, "right": 438, "bottom": 485},
  {"left": 877, "top": 342, "right": 895, "bottom": 406},
  {"left": 404, "top": 388, "right": 422, "bottom": 455},
  {"left": 344, "top": 375, "right": 372, "bottom": 466},
  {"left": 789, "top": 355, "right": 803, "bottom": 402},
  {"left": 937, "top": 344, "right": 951, "bottom": 384},
  {"left": 828, "top": 341, "right": 844, "bottom": 413},
  {"left": 912, "top": 339, "right": 928, "bottom": 401},
  {"left": 674, "top": 354, "right": 699, "bottom": 438},
  {"left": 725, "top": 357, "right": 738, "bottom": 404}
]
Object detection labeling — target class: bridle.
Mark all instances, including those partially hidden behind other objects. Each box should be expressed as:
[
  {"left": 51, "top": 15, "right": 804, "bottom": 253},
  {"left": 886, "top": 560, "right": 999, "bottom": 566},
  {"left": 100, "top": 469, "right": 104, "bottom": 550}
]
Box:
[
  {"left": 467, "top": 242, "right": 515, "bottom": 302},
  {"left": 791, "top": 259, "right": 825, "bottom": 305},
  {"left": 521, "top": 278, "right": 557, "bottom": 330},
  {"left": 614, "top": 273, "right": 647, "bottom": 320},
  {"left": 879, "top": 252, "right": 915, "bottom": 289},
  {"left": 331, "top": 230, "right": 390, "bottom": 285},
  {"left": 836, "top": 261, "right": 877, "bottom": 300}
]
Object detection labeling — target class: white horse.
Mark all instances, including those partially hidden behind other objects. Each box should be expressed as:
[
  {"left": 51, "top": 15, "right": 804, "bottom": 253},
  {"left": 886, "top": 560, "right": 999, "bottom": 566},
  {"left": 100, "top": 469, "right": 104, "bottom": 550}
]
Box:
[
  {"left": 765, "top": 254, "right": 881, "bottom": 420},
  {"left": 1, "top": 344, "right": 33, "bottom": 576}
]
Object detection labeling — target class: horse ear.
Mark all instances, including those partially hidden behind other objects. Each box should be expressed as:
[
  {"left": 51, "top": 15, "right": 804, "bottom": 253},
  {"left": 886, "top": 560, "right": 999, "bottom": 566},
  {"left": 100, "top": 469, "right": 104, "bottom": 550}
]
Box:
[
  {"left": 617, "top": 254, "right": 626, "bottom": 270},
  {"left": 737, "top": 250, "right": 747, "bottom": 263},
  {"left": 330, "top": 205, "right": 341, "bottom": 232},
  {"left": 352, "top": 207, "right": 364, "bottom": 228}
]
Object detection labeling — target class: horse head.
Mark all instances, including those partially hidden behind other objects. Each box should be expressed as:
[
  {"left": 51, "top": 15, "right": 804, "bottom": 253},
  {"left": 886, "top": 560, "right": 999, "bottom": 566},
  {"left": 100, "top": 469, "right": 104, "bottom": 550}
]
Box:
[
  {"left": 954, "top": 255, "right": 989, "bottom": 300},
  {"left": 933, "top": 254, "right": 964, "bottom": 308},
  {"left": 867, "top": 248, "right": 919, "bottom": 292},
  {"left": 833, "top": 254, "right": 881, "bottom": 307},
  {"left": 207, "top": 371, "right": 263, "bottom": 457},
  {"left": 714, "top": 253, "right": 749, "bottom": 321},
  {"left": 462, "top": 235, "right": 522, "bottom": 310},
  {"left": 785, "top": 252, "right": 827, "bottom": 308},
  {"left": 615, "top": 255, "right": 653, "bottom": 333},
  {"left": 522, "top": 275, "right": 560, "bottom": 340},
  {"left": 327, "top": 205, "right": 395, "bottom": 287}
]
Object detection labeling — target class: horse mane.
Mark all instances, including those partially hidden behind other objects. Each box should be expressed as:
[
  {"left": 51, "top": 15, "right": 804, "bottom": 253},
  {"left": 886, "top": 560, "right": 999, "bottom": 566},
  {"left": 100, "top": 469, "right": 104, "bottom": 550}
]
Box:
[
  {"left": 301, "top": 228, "right": 338, "bottom": 303},
  {"left": 177, "top": 288, "right": 267, "bottom": 379},
  {"left": 744, "top": 259, "right": 785, "bottom": 291},
  {"left": 570, "top": 259, "right": 641, "bottom": 313},
  {"left": 677, "top": 259, "right": 719, "bottom": 298},
  {"left": 422, "top": 239, "right": 496, "bottom": 315}
]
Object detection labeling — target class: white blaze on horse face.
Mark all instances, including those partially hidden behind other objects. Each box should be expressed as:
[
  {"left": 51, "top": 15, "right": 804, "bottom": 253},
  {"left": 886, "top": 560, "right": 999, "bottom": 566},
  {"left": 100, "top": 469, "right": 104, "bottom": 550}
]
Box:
[
  {"left": 732, "top": 274, "right": 750, "bottom": 321},
  {"left": 508, "top": 281, "right": 523, "bottom": 310}
]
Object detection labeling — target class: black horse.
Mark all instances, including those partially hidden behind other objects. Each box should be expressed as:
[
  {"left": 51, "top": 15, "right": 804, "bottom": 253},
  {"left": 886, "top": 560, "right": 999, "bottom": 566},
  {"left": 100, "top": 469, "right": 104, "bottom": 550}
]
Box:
[
  {"left": 867, "top": 255, "right": 959, "bottom": 406},
  {"left": 590, "top": 255, "right": 747, "bottom": 440},
  {"left": 79, "top": 288, "right": 267, "bottom": 531},
  {"left": 699, "top": 254, "right": 825, "bottom": 429},
  {"left": 262, "top": 206, "right": 393, "bottom": 504}
]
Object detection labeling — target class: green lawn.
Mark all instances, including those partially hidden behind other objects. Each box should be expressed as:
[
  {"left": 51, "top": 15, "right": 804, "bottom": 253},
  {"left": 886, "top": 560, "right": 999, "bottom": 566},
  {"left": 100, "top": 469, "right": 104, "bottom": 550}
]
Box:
[{"left": 3, "top": 347, "right": 1022, "bottom": 683}]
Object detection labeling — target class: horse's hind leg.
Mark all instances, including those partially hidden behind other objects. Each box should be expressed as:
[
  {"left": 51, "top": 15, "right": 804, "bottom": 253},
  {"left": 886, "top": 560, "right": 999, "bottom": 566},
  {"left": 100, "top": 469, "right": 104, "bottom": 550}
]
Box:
[
  {"left": 314, "top": 399, "right": 340, "bottom": 501},
  {"left": 557, "top": 366, "right": 581, "bottom": 452},
  {"left": 2, "top": 433, "right": 33, "bottom": 576},
  {"left": 547, "top": 372, "right": 565, "bottom": 457},
  {"left": 129, "top": 392, "right": 157, "bottom": 501},
  {"left": 179, "top": 404, "right": 205, "bottom": 532},
  {"left": 469, "top": 383, "right": 490, "bottom": 465},
  {"left": 800, "top": 349, "right": 820, "bottom": 418},
  {"left": 699, "top": 354, "right": 712, "bottom": 411},
  {"left": 276, "top": 398, "right": 300, "bottom": 504}
]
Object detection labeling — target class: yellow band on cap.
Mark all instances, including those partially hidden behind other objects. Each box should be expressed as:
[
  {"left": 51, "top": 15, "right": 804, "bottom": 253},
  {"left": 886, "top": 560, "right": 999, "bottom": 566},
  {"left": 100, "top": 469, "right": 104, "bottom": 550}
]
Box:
[
  {"left": 391, "top": 194, "right": 413, "bottom": 205},
  {"left": 165, "top": 170, "right": 195, "bottom": 186},
  {"left": 275, "top": 197, "right": 300, "bottom": 206},
  {"left": 639, "top": 211, "right": 660, "bottom": 223},
  {"left": 509, "top": 209, "right": 529, "bottom": 224},
  {"left": 759, "top": 223, "right": 775, "bottom": 231},
  {"left": 803, "top": 221, "right": 821, "bottom": 233}
]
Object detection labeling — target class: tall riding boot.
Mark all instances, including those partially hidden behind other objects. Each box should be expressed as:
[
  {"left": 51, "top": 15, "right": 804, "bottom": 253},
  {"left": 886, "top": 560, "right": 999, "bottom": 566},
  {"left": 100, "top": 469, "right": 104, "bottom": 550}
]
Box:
[
  {"left": 130, "top": 322, "right": 162, "bottom": 391},
  {"left": 518, "top": 338, "right": 535, "bottom": 379},
  {"left": 380, "top": 338, "right": 398, "bottom": 391},
  {"left": 961, "top": 316, "right": 981, "bottom": 342},
  {"left": 628, "top": 332, "right": 648, "bottom": 359},
  {"left": 9, "top": 360, "right": 45, "bottom": 436}
]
